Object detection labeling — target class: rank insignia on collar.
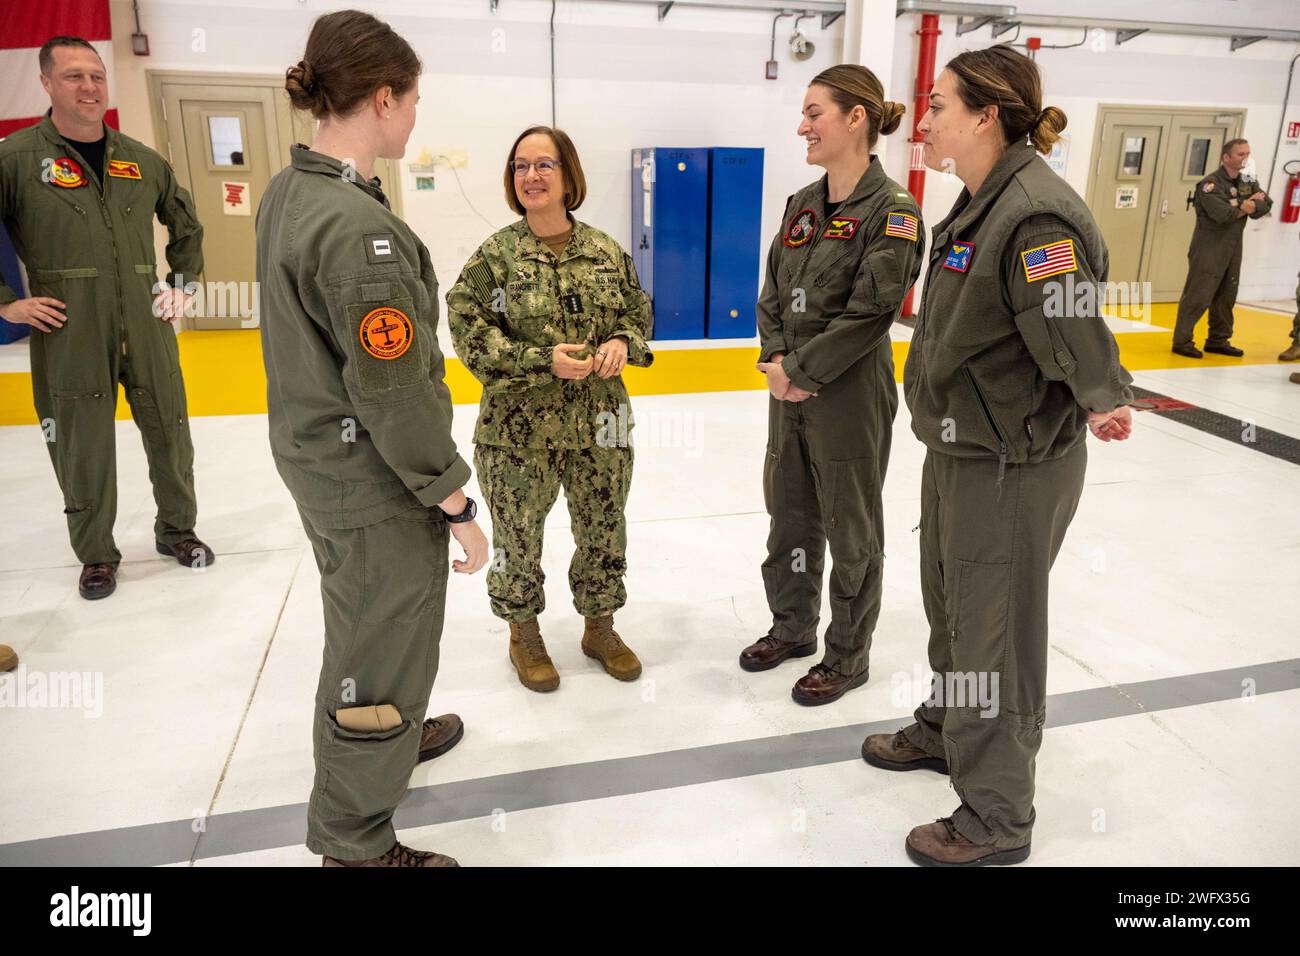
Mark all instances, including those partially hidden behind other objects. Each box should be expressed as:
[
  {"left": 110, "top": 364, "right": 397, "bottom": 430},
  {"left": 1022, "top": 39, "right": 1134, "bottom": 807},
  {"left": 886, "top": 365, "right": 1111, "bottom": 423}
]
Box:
[
  {"left": 107, "top": 160, "right": 142, "bottom": 180},
  {"left": 783, "top": 208, "right": 816, "bottom": 248},
  {"left": 49, "top": 157, "right": 86, "bottom": 188},
  {"left": 943, "top": 240, "right": 974, "bottom": 273},
  {"left": 822, "top": 217, "right": 861, "bottom": 240}
]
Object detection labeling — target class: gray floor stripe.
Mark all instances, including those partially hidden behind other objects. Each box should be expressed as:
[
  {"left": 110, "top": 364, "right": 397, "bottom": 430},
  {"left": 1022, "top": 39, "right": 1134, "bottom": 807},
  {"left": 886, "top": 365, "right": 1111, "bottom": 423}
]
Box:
[{"left": 2, "top": 658, "right": 1297, "bottom": 866}]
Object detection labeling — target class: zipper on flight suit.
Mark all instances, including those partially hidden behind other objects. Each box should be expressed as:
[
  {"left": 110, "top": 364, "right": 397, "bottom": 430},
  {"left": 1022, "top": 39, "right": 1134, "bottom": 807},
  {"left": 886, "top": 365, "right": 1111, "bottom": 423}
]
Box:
[
  {"left": 964, "top": 366, "right": 1009, "bottom": 498},
  {"left": 100, "top": 141, "right": 128, "bottom": 361}
]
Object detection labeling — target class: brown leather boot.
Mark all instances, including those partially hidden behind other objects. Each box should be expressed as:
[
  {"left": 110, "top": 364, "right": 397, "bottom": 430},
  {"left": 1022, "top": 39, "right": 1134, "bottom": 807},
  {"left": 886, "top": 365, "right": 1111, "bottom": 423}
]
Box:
[
  {"left": 1279, "top": 342, "right": 1300, "bottom": 361},
  {"left": 905, "top": 816, "right": 1030, "bottom": 867},
  {"left": 862, "top": 729, "right": 950, "bottom": 774},
  {"left": 581, "top": 615, "right": 641, "bottom": 681},
  {"left": 791, "top": 662, "right": 868, "bottom": 705},
  {"left": 78, "top": 563, "right": 117, "bottom": 600},
  {"left": 0, "top": 644, "right": 17, "bottom": 673},
  {"left": 323, "top": 841, "right": 459, "bottom": 867},
  {"left": 738, "top": 633, "right": 817, "bottom": 672},
  {"left": 509, "top": 621, "right": 559, "bottom": 692},
  {"left": 417, "top": 714, "right": 464, "bottom": 763},
  {"left": 156, "top": 537, "right": 216, "bottom": 568}
]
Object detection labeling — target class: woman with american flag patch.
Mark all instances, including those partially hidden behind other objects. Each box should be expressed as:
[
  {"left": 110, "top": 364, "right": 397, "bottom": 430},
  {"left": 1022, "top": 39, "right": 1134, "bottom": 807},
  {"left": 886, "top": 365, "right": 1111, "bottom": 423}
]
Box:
[
  {"left": 743, "top": 66, "right": 925, "bottom": 709},
  {"left": 863, "top": 44, "right": 1135, "bottom": 867}
]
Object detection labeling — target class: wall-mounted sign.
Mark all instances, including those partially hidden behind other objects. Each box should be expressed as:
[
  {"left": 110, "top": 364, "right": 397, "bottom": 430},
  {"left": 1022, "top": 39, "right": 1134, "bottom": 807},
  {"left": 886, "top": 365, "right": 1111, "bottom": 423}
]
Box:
[
  {"left": 222, "top": 181, "right": 250, "bottom": 216},
  {"left": 1115, "top": 185, "right": 1139, "bottom": 209},
  {"left": 1047, "top": 134, "right": 1069, "bottom": 177}
]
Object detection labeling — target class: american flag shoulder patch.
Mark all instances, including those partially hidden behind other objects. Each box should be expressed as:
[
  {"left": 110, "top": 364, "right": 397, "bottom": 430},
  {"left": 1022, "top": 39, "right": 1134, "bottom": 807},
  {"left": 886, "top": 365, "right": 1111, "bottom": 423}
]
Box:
[
  {"left": 1020, "top": 238, "right": 1077, "bottom": 283},
  {"left": 884, "top": 212, "right": 919, "bottom": 241}
]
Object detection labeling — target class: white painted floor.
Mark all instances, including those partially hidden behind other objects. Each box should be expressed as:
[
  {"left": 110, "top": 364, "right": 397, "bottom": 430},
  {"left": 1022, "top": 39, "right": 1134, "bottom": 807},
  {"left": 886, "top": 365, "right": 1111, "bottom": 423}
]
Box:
[{"left": 1, "top": 365, "right": 1297, "bottom": 866}]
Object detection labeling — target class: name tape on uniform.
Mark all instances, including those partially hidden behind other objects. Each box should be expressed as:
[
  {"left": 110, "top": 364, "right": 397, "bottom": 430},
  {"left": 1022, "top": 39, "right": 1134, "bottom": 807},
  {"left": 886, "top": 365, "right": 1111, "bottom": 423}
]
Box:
[
  {"left": 822, "top": 217, "right": 861, "bottom": 240},
  {"left": 107, "top": 160, "right": 142, "bottom": 180},
  {"left": 359, "top": 306, "right": 413, "bottom": 360},
  {"left": 1020, "top": 238, "right": 1077, "bottom": 283},
  {"left": 884, "top": 212, "right": 919, "bottom": 241},
  {"left": 943, "top": 240, "right": 975, "bottom": 273}
]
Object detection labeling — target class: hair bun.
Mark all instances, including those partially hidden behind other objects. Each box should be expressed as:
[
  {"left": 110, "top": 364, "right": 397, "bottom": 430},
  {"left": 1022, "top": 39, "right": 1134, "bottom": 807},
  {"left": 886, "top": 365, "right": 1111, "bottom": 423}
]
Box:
[
  {"left": 285, "top": 60, "right": 322, "bottom": 110},
  {"left": 880, "top": 101, "right": 907, "bottom": 136},
  {"left": 1030, "top": 104, "right": 1068, "bottom": 153}
]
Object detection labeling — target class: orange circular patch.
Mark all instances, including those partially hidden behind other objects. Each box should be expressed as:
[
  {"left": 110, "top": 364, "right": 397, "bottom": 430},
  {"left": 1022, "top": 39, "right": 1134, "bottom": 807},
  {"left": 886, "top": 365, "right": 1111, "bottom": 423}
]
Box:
[{"left": 359, "top": 307, "right": 413, "bottom": 360}]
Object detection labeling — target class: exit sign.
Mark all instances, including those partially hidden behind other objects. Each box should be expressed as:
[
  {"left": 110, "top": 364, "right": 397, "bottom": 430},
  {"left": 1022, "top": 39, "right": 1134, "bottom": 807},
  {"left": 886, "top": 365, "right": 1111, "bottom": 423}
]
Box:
[{"left": 1290, "top": 121, "right": 1300, "bottom": 138}]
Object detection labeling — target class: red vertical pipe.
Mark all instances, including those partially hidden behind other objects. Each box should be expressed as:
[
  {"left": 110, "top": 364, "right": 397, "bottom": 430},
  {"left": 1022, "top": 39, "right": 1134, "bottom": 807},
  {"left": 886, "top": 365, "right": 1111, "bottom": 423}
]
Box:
[{"left": 903, "top": 13, "right": 940, "bottom": 317}]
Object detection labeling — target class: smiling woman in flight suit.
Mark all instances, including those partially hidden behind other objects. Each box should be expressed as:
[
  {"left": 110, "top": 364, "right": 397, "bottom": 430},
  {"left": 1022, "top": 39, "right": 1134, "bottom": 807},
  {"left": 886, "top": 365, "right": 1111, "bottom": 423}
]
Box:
[
  {"left": 742, "top": 65, "right": 924, "bottom": 707},
  {"left": 861, "top": 44, "right": 1134, "bottom": 867},
  {"left": 257, "top": 10, "right": 488, "bottom": 868}
]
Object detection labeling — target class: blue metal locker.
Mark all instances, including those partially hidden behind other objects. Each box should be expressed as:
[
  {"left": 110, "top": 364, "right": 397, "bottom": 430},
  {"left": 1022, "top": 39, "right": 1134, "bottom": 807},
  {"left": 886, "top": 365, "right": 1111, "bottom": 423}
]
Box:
[
  {"left": 630, "top": 147, "right": 709, "bottom": 340},
  {"left": 707, "top": 148, "right": 765, "bottom": 339}
]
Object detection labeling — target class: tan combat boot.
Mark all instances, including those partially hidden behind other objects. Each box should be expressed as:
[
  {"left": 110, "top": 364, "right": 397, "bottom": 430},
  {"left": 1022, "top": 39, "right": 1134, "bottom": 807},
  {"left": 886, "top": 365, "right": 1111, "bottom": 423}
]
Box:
[
  {"left": 581, "top": 615, "right": 642, "bottom": 681},
  {"left": 509, "top": 620, "right": 559, "bottom": 692},
  {"left": 1280, "top": 342, "right": 1300, "bottom": 361}
]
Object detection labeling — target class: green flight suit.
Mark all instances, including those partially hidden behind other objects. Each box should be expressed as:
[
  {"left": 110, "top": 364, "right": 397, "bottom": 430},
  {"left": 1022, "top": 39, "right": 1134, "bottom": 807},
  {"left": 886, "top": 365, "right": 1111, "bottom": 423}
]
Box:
[
  {"left": 0, "top": 112, "right": 204, "bottom": 565},
  {"left": 256, "top": 145, "right": 470, "bottom": 860},
  {"left": 903, "top": 141, "right": 1133, "bottom": 849},
  {"left": 447, "top": 218, "right": 652, "bottom": 623},
  {"left": 1173, "top": 164, "right": 1272, "bottom": 348},
  {"left": 756, "top": 158, "right": 923, "bottom": 677}
]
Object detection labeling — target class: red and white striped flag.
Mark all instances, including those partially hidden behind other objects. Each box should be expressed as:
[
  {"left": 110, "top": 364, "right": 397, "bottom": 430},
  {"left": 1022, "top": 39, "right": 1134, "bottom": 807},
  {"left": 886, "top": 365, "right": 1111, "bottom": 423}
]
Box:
[
  {"left": 1019, "top": 238, "right": 1077, "bottom": 283},
  {"left": 0, "top": 0, "right": 116, "bottom": 139}
]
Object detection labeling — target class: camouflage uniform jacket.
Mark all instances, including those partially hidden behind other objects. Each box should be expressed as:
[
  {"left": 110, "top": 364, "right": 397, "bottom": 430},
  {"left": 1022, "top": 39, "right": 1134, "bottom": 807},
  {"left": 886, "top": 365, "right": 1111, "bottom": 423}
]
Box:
[{"left": 447, "top": 217, "right": 653, "bottom": 449}]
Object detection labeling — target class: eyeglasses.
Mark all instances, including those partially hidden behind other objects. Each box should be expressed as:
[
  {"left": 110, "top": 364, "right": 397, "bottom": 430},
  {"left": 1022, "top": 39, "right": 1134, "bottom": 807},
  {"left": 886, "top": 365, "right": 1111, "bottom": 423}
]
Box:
[{"left": 510, "top": 159, "right": 561, "bottom": 176}]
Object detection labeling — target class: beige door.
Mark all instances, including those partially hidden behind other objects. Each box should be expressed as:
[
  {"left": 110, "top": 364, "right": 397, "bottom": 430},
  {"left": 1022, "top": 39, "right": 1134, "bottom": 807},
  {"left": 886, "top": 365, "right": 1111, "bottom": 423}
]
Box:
[
  {"left": 1088, "top": 115, "right": 1164, "bottom": 286},
  {"left": 1146, "top": 118, "right": 1230, "bottom": 299},
  {"left": 1087, "top": 106, "right": 1243, "bottom": 302},
  {"left": 162, "top": 85, "right": 277, "bottom": 329}
]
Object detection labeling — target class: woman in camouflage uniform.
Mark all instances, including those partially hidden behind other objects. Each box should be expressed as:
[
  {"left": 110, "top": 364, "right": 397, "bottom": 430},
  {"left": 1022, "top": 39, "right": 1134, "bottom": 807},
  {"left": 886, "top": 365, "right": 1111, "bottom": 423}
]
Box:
[{"left": 448, "top": 127, "right": 653, "bottom": 693}]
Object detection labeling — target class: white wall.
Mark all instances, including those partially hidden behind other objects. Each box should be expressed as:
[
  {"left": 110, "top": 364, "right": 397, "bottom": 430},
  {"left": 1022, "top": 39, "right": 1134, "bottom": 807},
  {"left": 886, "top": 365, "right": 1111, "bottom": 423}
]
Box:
[
  {"left": 109, "top": 0, "right": 846, "bottom": 349},
  {"left": 103, "top": 0, "right": 1300, "bottom": 330},
  {"left": 887, "top": 8, "right": 1300, "bottom": 301}
]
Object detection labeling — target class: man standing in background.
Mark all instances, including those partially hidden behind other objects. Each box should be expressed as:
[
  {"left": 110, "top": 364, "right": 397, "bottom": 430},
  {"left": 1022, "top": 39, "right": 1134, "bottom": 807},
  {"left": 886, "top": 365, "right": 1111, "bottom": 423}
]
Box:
[
  {"left": 1171, "top": 139, "right": 1271, "bottom": 359},
  {"left": 0, "top": 36, "right": 212, "bottom": 600}
]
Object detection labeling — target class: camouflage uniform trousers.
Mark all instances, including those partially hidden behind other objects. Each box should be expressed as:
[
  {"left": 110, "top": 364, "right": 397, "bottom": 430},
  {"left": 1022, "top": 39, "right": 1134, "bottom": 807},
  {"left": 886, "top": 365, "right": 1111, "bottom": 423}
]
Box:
[
  {"left": 1291, "top": 269, "right": 1300, "bottom": 345},
  {"left": 474, "top": 442, "right": 633, "bottom": 622}
]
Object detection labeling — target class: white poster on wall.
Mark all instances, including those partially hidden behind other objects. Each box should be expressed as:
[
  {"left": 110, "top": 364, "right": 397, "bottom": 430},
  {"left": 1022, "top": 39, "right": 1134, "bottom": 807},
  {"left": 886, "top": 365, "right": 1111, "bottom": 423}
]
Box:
[{"left": 1047, "top": 134, "right": 1069, "bottom": 178}]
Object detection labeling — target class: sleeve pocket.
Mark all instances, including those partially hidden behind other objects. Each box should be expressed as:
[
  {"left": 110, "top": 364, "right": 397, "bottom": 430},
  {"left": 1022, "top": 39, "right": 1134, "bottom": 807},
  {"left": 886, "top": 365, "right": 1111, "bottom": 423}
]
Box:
[
  {"left": 345, "top": 294, "right": 426, "bottom": 392},
  {"left": 1013, "top": 304, "right": 1076, "bottom": 381},
  {"left": 865, "top": 248, "right": 903, "bottom": 312}
]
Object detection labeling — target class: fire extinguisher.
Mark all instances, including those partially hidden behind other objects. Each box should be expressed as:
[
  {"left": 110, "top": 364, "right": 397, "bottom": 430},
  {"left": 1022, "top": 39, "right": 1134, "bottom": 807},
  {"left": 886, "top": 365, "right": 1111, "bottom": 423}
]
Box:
[{"left": 1282, "top": 160, "right": 1300, "bottom": 224}]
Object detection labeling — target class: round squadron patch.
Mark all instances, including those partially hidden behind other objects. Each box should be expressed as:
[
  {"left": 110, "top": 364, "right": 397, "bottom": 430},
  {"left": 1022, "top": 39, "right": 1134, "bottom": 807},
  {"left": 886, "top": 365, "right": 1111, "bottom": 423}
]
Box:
[
  {"left": 50, "top": 157, "right": 86, "bottom": 188},
  {"left": 783, "top": 208, "right": 817, "bottom": 248},
  {"left": 1202, "top": 181, "right": 1215, "bottom": 193},
  {"left": 359, "top": 307, "right": 413, "bottom": 360}
]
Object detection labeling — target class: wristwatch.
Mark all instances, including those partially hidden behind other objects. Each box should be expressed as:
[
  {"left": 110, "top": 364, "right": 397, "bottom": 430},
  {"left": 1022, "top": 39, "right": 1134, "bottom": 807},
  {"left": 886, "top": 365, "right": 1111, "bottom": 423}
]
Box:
[{"left": 441, "top": 496, "right": 477, "bottom": 523}]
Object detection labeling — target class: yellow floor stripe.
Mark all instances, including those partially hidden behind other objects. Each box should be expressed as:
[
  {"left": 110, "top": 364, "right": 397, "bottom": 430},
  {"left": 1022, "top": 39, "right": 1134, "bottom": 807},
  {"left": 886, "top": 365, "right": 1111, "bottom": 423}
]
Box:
[{"left": 0, "top": 303, "right": 1294, "bottom": 427}]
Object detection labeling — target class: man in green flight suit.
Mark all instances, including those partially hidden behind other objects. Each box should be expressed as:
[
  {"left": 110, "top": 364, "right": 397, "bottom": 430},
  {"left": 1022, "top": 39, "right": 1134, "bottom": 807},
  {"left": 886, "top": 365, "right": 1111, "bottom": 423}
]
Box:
[
  {"left": 1172, "top": 139, "right": 1272, "bottom": 358},
  {"left": 0, "top": 36, "right": 212, "bottom": 600}
]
